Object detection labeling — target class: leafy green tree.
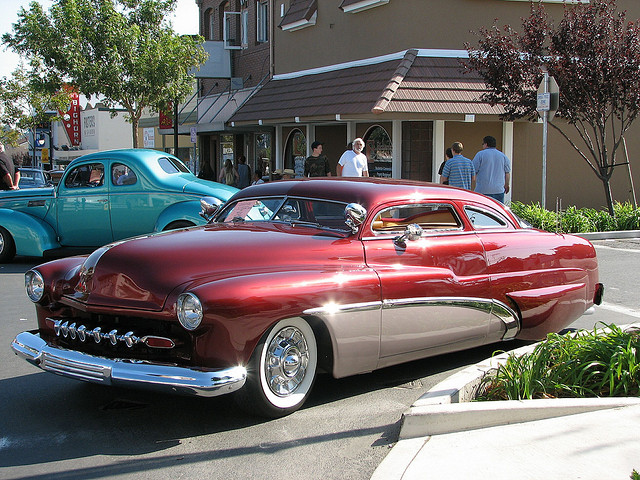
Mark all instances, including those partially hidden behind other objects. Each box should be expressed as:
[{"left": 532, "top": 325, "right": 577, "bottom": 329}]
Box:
[
  {"left": 3, "top": 0, "right": 208, "bottom": 148},
  {"left": 465, "top": 0, "right": 640, "bottom": 215},
  {"left": 0, "top": 60, "right": 70, "bottom": 160}
]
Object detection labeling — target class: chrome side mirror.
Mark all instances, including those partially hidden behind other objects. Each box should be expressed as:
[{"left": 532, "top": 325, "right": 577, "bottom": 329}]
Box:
[
  {"left": 200, "top": 197, "right": 224, "bottom": 221},
  {"left": 345, "top": 203, "right": 367, "bottom": 234},
  {"left": 394, "top": 223, "right": 423, "bottom": 247}
]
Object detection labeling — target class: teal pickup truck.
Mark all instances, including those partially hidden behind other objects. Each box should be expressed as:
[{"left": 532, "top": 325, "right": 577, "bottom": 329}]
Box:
[{"left": 0, "top": 149, "right": 237, "bottom": 262}]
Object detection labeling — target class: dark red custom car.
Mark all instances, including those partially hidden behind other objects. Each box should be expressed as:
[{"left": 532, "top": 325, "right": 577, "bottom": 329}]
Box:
[{"left": 12, "top": 178, "right": 603, "bottom": 417}]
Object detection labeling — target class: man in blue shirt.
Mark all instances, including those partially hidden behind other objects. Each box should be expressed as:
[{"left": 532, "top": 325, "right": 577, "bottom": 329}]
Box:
[
  {"left": 472, "top": 135, "right": 511, "bottom": 203},
  {"left": 440, "top": 142, "right": 475, "bottom": 190}
]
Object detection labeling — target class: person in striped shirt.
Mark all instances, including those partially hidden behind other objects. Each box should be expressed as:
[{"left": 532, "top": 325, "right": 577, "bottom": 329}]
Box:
[{"left": 440, "top": 142, "right": 475, "bottom": 190}]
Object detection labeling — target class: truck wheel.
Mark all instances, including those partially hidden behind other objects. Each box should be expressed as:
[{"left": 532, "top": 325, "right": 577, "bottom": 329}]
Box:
[
  {"left": 0, "top": 227, "right": 16, "bottom": 263},
  {"left": 235, "top": 318, "right": 318, "bottom": 418}
]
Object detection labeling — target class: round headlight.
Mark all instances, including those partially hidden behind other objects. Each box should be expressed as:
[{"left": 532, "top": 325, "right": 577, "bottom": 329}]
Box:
[
  {"left": 25, "top": 270, "right": 45, "bottom": 303},
  {"left": 177, "top": 293, "right": 203, "bottom": 331}
]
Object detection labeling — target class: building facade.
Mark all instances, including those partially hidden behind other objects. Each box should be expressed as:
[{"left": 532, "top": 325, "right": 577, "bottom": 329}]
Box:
[{"left": 195, "top": 0, "right": 640, "bottom": 208}]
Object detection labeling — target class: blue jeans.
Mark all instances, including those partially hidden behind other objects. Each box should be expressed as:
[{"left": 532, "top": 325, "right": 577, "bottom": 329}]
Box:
[{"left": 485, "top": 192, "right": 505, "bottom": 203}]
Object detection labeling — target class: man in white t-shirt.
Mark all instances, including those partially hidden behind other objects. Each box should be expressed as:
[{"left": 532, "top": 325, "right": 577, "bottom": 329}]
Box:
[{"left": 337, "top": 138, "right": 369, "bottom": 177}]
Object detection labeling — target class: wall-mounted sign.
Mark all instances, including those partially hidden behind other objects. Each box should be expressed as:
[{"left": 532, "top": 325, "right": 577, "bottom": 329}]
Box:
[{"left": 58, "top": 85, "right": 82, "bottom": 146}]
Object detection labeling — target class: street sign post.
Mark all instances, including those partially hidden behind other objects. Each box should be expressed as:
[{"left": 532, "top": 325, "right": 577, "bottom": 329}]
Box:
[{"left": 537, "top": 73, "right": 559, "bottom": 209}]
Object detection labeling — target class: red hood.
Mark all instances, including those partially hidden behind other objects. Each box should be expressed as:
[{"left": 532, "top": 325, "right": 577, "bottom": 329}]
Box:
[{"left": 74, "top": 223, "right": 355, "bottom": 311}]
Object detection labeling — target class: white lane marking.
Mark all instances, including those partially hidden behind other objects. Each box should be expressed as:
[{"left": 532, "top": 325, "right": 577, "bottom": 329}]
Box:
[
  {"left": 600, "top": 302, "right": 640, "bottom": 318},
  {"left": 594, "top": 244, "right": 640, "bottom": 254}
]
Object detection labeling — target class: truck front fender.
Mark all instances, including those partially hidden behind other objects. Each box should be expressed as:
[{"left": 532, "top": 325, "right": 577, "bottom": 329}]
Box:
[{"left": 0, "top": 208, "right": 59, "bottom": 257}]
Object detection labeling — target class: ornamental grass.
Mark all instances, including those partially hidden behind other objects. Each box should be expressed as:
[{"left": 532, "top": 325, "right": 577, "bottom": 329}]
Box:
[{"left": 477, "top": 324, "right": 640, "bottom": 401}]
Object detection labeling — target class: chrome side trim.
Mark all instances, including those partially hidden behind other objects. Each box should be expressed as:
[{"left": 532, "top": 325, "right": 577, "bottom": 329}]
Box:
[
  {"left": 11, "top": 331, "right": 246, "bottom": 397},
  {"left": 304, "top": 297, "right": 520, "bottom": 340},
  {"left": 383, "top": 297, "right": 520, "bottom": 340},
  {"left": 303, "top": 301, "right": 382, "bottom": 315}
]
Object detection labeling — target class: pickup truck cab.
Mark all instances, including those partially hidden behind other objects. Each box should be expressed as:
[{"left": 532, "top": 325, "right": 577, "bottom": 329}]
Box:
[{"left": 0, "top": 149, "right": 237, "bottom": 262}]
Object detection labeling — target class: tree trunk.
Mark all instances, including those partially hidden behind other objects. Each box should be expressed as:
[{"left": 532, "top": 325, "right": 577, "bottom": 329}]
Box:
[
  {"left": 131, "top": 118, "right": 139, "bottom": 148},
  {"left": 602, "top": 176, "right": 615, "bottom": 216}
]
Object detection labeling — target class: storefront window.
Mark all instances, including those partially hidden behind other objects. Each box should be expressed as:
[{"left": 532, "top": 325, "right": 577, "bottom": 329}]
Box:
[
  {"left": 365, "top": 126, "right": 392, "bottom": 177},
  {"left": 255, "top": 133, "right": 271, "bottom": 176},
  {"left": 285, "top": 129, "right": 306, "bottom": 177}
]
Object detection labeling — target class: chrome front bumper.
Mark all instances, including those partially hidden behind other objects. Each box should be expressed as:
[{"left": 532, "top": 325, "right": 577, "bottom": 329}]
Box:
[{"left": 11, "top": 331, "right": 247, "bottom": 397}]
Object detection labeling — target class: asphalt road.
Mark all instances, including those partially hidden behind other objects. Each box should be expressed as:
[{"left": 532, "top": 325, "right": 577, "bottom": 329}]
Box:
[{"left": 1, "top": 239, "right": 637, "bottom": 480}]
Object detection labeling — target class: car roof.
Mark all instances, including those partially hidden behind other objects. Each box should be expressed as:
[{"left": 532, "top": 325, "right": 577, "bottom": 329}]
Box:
[{"left": 231, "top": 177, "right": 500, "bottom": 211}]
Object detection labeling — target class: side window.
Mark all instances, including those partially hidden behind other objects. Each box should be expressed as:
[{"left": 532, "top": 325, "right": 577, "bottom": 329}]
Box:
[
  {"left": 372, "top": 204, "right": 462, "bottom": 233},
  {"left": 111, "top": 163, "right": 138, "bottom": 186},
  {"left": 64, "top": 163, "right": 104, "bottom": 188},
  {"left": 465, "top": 207, "right": 509, "bottom": 229}
]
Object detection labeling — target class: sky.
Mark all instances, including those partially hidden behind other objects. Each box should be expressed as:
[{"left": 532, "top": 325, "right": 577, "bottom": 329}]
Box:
[{"left": 0, "top": 0, "right": 200, "bottom": 80}]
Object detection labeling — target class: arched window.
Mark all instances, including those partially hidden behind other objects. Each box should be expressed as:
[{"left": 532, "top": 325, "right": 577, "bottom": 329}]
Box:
[
  {"left": 284, "top": 129, "right": 306, "bottom": 177},
  {"left": 220, "top": 1, "right": 229, "bottom": 44},
  {"left": 203, "top": 8, "right": 213, "bottom": 40},
  {"left": 364, "top": 125, "right": 392, "bottom": 177}
]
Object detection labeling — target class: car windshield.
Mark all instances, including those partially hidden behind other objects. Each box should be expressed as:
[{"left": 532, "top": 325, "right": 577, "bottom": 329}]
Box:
[{"left": 216, "top": 196, "right": 351, "bottom": 232}]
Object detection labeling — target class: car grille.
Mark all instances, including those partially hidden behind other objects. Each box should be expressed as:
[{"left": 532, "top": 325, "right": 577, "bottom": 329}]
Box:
[{"left": 44, "top": 315, "right": 192, "bottom": 363}]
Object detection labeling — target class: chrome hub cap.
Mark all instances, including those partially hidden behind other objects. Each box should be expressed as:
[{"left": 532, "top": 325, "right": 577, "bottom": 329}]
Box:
[{"left": 265, "top": 326, "right": 309, "bottom": 397}]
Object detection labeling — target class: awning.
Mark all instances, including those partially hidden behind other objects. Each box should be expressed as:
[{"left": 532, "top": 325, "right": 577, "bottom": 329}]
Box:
[{"left": 228, "top": 49, "right": 504, "bottom": 126}]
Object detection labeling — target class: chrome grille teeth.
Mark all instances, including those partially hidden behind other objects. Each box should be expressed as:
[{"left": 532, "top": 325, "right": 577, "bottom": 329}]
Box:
[
  {"left": 123, "top": 331, "right": 136, "bottom": 348},
  {"left": 69, "top": 323, "right": 77, "bottom": 340},
  {"left": 48, "top": 318, "right": 173, "bottom": 350},
  {"left": 92, "top": 327, "right": 102, "bottom": 343},
  {"left": 77, "top": 325, "right": 86, "bottom": 342}
]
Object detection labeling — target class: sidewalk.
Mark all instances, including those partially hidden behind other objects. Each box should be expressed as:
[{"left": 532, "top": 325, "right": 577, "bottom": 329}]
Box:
[{"left": 371, "top": 323, "right": 640, "bottom": 480}]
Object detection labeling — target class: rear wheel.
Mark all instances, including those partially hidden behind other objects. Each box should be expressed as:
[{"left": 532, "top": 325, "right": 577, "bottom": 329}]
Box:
[
  {"left": 235, "top": 318, "right": 318, "bottom": 418},
  {"left": 0, "top": 227, "right": 16, "bottom": 263}
]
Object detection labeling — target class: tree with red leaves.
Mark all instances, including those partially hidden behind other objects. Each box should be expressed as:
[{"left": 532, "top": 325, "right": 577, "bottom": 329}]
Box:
[{"left": 465, "top": 0, "right": 640, "bottom": 215}]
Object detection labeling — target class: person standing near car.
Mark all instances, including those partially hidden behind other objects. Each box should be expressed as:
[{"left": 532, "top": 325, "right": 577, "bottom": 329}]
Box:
[
  {"left": 236, "top": 155, "right": 252, "bottom": 189},
  {"left": 0, "top": 143, "right": 20, "bottom": 190},
  {"left": 305, "top": 141, "right": 332, "bottom": 177},
  {"left": 472, "top": 135, "right": 511, "bottom": 203},
  {"left": 337, "top": 138, "right": 368, "bottom": 177},
  {"left": 438, "top": 147, "right": 453, "bottom": 185},
  {"left": 218, "top": 158, "right": 239, "bottom": 187},
  {"left": 440, "top": 142, "right": 475, "bottom": 190}
]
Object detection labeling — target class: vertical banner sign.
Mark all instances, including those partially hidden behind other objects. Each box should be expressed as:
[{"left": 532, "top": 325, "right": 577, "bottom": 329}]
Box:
[
  {"left": 58, "top": 85, "right": 82, "bottom": 146},
  {"left": 159, "top": 104, "right": 173, "bottom": 129}
]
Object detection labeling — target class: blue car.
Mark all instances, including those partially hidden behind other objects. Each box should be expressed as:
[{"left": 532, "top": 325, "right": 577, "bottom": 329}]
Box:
[{"left": 0, "top": 149, "right": 237, "bottom": 262}]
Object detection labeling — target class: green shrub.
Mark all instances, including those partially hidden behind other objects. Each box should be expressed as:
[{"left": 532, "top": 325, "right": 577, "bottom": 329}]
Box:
[
  {"left": 477, "top": 324, "right": 640, "bottom": 401},
  {"left": 560, "top": 206, "right": 593, "bottom": 233},
  {"left": 511, "top": 201, "right": 640, "bottom": 233},
  {"left": 614, "top": 202, "right": 640, "bottom": 230},
  {"left": 510, "top": 201, "right": 560, "bottom": 231}
]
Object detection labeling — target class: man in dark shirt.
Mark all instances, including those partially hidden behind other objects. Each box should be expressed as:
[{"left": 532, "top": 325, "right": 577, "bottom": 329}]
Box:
[
  {"left": 304, "top": 141, "right": 332, "bottom": 177},
  {"left": 0, "top": 143, "right": 20, "bottom": 190}
]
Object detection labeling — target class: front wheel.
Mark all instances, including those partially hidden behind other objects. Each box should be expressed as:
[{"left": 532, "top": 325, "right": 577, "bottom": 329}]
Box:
[
  {"left": 0, "top": 226, "right": 16, "bottom": 263},
  {"left": 235, "top": 318, "right": 318, "bottom": 418}
]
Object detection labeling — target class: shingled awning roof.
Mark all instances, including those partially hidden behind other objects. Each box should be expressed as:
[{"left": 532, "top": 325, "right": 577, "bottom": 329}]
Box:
[
  {"left": 279, "top": 0, "right": 318, "bottom": 31},
  {"left": 229, "top": 49, "right": 504, "bottom": 125}
]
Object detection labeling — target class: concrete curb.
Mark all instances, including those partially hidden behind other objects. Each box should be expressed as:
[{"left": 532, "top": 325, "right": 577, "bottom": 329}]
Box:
[
  {"left": 400, "top": 397, "right": 640, "bottom": 439},
  {"left": 577, "top": 230, "right": 640, "bottom": 240},
  {"left": 399, "top": 322, "right": 640, "bottom": 440}
]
